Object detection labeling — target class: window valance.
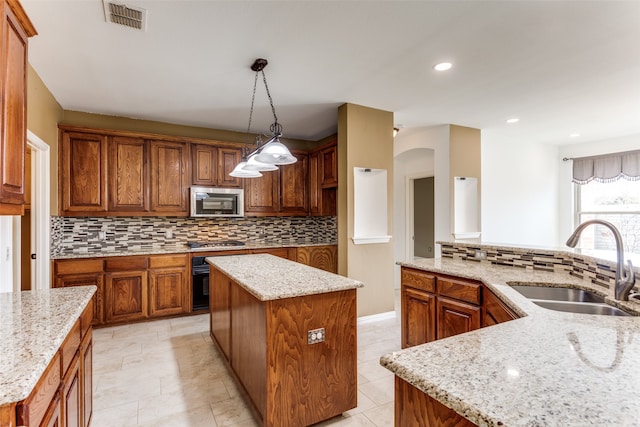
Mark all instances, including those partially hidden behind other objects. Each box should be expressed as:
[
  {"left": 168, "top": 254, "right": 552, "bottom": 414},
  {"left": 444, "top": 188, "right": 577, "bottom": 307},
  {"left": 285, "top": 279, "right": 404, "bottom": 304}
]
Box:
[{"left": 571, "top": 149, "right": 640, "bottom": 184}]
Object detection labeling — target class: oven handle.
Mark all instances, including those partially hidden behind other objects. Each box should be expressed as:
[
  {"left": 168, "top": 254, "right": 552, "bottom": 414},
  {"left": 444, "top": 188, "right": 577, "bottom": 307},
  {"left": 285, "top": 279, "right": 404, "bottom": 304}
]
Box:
[{"left": 192, "top": 266, "right": 210, "bottom": 275}]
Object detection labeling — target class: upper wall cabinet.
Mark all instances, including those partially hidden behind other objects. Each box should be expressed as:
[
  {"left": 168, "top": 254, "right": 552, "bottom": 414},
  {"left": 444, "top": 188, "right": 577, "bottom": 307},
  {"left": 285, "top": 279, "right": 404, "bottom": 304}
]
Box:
[
  {"left": 59, "top": 127, "right": 190, "bottom": 216},
  {"left": 309, "top": 139, "right": 337, "bottom": 216},
  {"left": 191, "top": 144, "right": 242, "bottom": 188},
  {"left": 0, "top": 0, "right": 36, "bottom": 215}
]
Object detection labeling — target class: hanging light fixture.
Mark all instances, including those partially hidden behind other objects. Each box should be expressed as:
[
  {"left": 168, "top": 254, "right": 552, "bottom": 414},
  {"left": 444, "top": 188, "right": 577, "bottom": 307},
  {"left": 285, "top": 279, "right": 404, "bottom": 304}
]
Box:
[{"left": 230, "top": 58, "right": 297, "bottom": 178}]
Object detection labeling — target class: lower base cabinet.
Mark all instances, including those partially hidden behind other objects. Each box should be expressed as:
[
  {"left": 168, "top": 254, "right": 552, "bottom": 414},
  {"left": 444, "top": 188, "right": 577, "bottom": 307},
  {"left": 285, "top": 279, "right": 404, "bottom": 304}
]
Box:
[{"left": 15, "top": 302, "right": 93, "bottom": 427}]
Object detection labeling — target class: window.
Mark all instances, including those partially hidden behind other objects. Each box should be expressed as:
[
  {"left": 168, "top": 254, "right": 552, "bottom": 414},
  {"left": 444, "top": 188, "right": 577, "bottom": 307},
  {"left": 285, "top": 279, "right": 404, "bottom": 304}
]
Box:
[{"left": 576, "top": 180, "right": 640, "bottom": 254}]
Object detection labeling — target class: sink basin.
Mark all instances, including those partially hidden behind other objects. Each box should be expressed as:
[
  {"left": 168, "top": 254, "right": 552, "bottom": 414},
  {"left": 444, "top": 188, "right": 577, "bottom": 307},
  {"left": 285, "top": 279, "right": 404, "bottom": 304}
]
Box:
[
  {"left": 510, "top": 285, "right": 604, "bottom": 303},
  {"left": 508, "top": 284, "right": 633, "bottom": 316}
]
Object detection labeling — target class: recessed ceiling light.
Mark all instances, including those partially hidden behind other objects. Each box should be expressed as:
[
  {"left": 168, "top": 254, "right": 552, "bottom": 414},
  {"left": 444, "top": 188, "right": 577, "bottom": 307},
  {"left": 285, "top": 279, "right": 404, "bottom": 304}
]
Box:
[
  {"left": 506, "top": 118, "right": 520, "bottom": 124},
  {"left": 570, "top": 133, "right": 581, "bottom": 138},
  {"left": 433, "top": 62, "right": 452, "bottom": 71}
]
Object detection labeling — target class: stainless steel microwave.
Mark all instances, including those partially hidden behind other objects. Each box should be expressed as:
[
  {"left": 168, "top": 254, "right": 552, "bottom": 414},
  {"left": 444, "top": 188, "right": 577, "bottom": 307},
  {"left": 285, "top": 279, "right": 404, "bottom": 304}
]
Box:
[{"left": 190, "top": 187, "right": 244, "bottom": 217}]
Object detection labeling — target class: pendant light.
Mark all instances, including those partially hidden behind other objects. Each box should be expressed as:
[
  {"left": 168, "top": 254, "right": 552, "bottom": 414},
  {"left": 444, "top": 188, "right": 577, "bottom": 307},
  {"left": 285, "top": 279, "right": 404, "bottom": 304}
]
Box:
[{"left": 230, "top": 58, "right": 297, "bottom": 178}]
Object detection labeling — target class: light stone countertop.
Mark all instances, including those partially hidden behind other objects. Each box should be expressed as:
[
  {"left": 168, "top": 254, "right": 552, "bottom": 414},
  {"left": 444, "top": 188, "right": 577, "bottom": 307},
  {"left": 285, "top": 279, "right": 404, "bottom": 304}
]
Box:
[
  {"left": 381, "top": 258, "right": 640, "bottom": 426},
  {"left": 0, "top": 286, "right": 96, "bottom": 406},
  {"left": 51, "top": 241, "right": 336, "bottom": 259},
  {"left": 206, "top": 254, "right": 363, "bottom": 301}
]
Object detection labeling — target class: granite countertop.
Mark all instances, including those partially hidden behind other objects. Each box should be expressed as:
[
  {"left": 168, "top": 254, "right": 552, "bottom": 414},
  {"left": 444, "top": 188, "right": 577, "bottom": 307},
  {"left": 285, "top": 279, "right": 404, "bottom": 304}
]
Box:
[
  {"left": 51, "top": 241, "right": 337, "bottom": 259},
  {"left": 381, "top": 258, "right": 640, "bottom": 426},
  {"left": 0, "top": 286, "right": 96, "bottom": 406},
  {"left": 206, "top": 253, "right": 363, "bottom": 301}
]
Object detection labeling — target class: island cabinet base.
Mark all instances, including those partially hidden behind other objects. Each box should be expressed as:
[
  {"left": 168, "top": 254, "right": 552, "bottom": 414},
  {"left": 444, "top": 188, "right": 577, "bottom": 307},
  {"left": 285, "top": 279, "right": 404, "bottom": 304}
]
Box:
[
  {"left": 210, "top": 267, "right": 358, "bottom": 427},
  {"left": 395, "top": 377, "right": 476, "bottom": 427}
]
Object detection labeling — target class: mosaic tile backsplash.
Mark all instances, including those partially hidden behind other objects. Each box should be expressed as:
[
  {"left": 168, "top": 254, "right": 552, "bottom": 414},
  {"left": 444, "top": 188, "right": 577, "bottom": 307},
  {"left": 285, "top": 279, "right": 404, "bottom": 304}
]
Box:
[
  {"left": 440, "top": 241, "right": 629, "bottom": 290},
  {"left": 51, "top": 216, "right": 337, "bottom": 257}
]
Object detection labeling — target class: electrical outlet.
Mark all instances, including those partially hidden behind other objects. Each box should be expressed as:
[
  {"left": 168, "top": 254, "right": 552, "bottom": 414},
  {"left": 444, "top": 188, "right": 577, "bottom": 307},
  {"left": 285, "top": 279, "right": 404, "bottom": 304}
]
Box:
[
  {"left": 98, "top": 231, "right": 106, "bottom": 241},
  {"left": 307, "top": 328, "right": 325, "bottom": 344},
  {"left": 165, "top": 229, "right": 173, "bottom": 239},
  {"left": 474, "top": 250, "right": 487, "bottom": 260}
]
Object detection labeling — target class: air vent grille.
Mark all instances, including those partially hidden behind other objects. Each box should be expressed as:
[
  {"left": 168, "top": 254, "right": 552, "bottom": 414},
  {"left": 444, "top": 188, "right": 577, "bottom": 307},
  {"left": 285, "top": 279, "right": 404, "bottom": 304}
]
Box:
[{"left": 103, "top": 1, "right": 147, "bottom": 31}]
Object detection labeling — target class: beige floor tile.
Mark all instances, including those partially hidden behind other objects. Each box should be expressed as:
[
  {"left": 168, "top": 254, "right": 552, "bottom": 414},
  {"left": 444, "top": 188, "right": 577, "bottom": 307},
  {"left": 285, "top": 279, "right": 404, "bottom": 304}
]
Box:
[
  {"left": 362, "top": 401, "right": 394, "bottom": 426},
  {"left": 315, "top": 413, "right": 378, "bottom": 426},
  {"left": 358, "top": 376, "right": 395, "bottom": 406},
  {"left": 210, "top": 397, "right": 256, "bottom": 426},
  {"left": 91, "top": 401, "right": 138, "bottom": 427},
  {"left": 137, "top": 403, "right": 218, "bottom": 427}
]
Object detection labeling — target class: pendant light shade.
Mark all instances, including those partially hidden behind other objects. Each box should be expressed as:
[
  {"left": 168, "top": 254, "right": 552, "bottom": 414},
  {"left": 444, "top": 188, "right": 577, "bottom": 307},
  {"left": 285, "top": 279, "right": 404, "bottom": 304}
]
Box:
[
  {"left": 229, "top": 160, "right": 263, "bottom": 178},
  {"left": 230, "top": 58, "right": 297, "bottom": 178},
  {"left": 254, "top": 139, "right": 297, "bottom": 165}
]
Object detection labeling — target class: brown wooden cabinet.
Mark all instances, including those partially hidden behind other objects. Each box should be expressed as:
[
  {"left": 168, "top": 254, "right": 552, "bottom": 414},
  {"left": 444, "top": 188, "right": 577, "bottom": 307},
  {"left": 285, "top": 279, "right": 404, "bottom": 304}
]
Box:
[
  {"left": 210, "top": 268, "right": 231, "bottom": 360},
  {"left": 320, "top": 143, "right": 338, "bottom": 188},
  {"left": 192, "top": 143, "right": 217, "bottom": 186},
  {"left": 149, "top": 140, "right": 189, "bottom": 214},
  {"left": 295, "top": 245, "right": 338, "bottom": 273},
  {"left": 218, "top": 147, "right": 243, "bottom": 187},
  {"left": 0, "top": 0, "right": 36, "bottom": 215},
  {"left": 401, "top": 268, "right": 509, "bottom": 348},
  {"left": 309, "top": 139, "right": 337, "bottom": 216},
  {"left": 108, "top": 136, "right": 148, "bottom": 212},
  {"left": 244, "top": 169, "right": 280, "bottom": 214},
  {"left": 279, "top": 151, "right": 309, "bottom": 215},
  {"left": 249, "top": 247, "right": 296, "bottom": 260},
  {"left": 16, "top": 302, "right": 93, "bottom": 427},
  {"left": 104, "top": 257, "right": 149, "bottom": 323},
  {"left": 54, "top": 259, "right": 105, "bottom": 326},
  {"left": 148, "top": 254, "right": 189, "bottom": 318},
  {"left": 60, "top": 131, "right": 109, "bottom": 214}
]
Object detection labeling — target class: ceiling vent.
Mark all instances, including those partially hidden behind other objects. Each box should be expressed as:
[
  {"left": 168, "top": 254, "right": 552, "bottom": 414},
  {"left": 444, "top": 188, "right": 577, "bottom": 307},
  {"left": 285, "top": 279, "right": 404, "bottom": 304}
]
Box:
[{"left": 103, "top": 1, "right": 147, "bottom": 31}]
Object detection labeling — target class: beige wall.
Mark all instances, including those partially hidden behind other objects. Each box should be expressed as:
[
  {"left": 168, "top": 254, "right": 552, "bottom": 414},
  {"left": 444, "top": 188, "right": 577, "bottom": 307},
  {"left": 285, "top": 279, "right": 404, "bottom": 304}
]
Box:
[
  {"left": 338, "top": 103, "right": 395, "bottom": 317},
  {"left": 449, "top": 125, "right": 481, "bottom": 236},
  {"left": 27, "top": 65, "right": 64, "bottom": 214}
]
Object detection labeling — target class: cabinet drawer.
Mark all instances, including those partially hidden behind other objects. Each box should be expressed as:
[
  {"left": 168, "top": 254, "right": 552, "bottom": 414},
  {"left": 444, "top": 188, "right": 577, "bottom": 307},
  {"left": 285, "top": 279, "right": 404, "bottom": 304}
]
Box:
[
  {"left": 149, "top": 254, "right": 188, "bottom": 269},
  {"left": 105, "top": 256, "right": 148, "bottom": 271},
  {"left": 401, "top": 268, "right": 435, "bottom": 293},
  {"left": 55, "top": 259, "right": 103, "bottom": 275},
  {"left": 61, "top": 319, "right": 81, "bottom": 376},
  {"left": 438, "top": 276, "right": 481, "bottom": 305},
  {"left": 17, "top": 352, "right": 61, "bottom": 427}
]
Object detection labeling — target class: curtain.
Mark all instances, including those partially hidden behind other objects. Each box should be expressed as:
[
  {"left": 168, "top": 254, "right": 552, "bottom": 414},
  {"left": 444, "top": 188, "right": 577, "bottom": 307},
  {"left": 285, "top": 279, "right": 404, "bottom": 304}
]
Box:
[{"left": 572, "top": 149, "right": 640, "bottom": 184}]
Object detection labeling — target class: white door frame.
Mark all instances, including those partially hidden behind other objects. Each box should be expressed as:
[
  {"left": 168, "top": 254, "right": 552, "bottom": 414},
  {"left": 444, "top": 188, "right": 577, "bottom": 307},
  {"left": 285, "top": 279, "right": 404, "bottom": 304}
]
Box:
[
  {"left": 27, "top": 130, "right": 51, "bottom": 290},
  {"left": 405, "top": 172, "right": 434, "bottom": 261}
]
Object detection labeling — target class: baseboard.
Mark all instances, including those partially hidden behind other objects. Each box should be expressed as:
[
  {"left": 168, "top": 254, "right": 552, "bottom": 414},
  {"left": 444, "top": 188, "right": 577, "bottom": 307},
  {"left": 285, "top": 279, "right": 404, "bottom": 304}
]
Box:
[{"left": 357, "top": 310, "right": 397, "bottom": 324}]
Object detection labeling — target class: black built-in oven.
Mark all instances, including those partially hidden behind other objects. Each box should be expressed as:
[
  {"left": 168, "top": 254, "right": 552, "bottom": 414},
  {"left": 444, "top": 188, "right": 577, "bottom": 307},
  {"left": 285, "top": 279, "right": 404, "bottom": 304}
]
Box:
[{"left": 191, "top": 256, "right": 210, "bottom": 310}]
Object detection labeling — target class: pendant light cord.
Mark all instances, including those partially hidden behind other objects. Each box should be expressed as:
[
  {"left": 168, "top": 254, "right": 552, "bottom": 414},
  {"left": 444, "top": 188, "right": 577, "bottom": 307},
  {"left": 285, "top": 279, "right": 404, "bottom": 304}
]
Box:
[{"left": 261, "top": 70, "right": 282, "bottom": 136}]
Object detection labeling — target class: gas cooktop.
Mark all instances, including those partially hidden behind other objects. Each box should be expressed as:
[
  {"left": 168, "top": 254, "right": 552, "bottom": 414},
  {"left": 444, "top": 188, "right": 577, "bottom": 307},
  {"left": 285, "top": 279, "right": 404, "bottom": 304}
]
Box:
[{"left": 187, "top": 240, "right": 246, "bottom": 249}]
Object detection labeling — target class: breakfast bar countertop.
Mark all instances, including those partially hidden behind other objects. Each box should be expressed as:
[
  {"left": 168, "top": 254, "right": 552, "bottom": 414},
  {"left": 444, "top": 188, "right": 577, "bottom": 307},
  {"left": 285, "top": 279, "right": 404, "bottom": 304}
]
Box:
[
  {"left": 381, "top": 257, "right": 640, "bottom": 427},
  {"left": 206, "top": 253, "right": 363, "bottom": 301},
  {"left": 0, "top": 286, "right": 96, "bottom": 406}
]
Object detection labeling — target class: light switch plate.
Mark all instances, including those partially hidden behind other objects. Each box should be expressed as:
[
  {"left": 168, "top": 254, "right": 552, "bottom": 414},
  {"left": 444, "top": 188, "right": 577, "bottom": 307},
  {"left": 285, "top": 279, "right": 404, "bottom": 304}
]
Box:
[{"left": 307, "top": 328, "right": 325, "bottom": 344}]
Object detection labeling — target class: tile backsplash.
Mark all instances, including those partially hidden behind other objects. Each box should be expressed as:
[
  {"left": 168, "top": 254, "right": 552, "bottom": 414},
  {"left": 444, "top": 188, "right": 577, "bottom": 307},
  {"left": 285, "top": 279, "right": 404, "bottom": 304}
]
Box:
[{"left": 51, "top": 216, "right": 337, "bottom": 257}]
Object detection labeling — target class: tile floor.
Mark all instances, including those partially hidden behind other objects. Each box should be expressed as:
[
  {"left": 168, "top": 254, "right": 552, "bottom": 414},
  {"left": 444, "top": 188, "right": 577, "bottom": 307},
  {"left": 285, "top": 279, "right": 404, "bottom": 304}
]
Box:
[{"left": 92, "top": 304, "right": 401, "bottom": 426}]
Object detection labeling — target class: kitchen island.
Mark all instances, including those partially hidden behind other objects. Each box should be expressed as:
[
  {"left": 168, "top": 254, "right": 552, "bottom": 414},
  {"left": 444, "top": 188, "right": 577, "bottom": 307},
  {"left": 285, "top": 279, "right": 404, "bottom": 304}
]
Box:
[
  {"left": 206, "top": 254, "right": 363, "bottom": 427},
  {"left": 0, "top": 286, "right": 95, "bottom": 427},
  {"left": 382, "top": 257, "right": 640, "bottom": 426}
]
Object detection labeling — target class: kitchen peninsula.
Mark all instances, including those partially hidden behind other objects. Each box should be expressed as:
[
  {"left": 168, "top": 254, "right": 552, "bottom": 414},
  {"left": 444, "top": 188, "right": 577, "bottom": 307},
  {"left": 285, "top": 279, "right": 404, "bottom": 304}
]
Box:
[
  {"left": 206, "top": 254, "right": 363, "bottom": 427},
  {"left": 382, "top": 248, "right": 640, "bottom": 426},
  {"left": 0, "top": 286, "right": 95, "bottom": 427}
]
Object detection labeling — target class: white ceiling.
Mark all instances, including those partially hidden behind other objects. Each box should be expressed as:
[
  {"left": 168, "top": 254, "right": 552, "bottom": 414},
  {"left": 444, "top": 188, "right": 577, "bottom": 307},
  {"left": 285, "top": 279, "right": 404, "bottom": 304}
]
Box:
[{"left": 22, "top": 0, "right": 640, "bottom": 145}]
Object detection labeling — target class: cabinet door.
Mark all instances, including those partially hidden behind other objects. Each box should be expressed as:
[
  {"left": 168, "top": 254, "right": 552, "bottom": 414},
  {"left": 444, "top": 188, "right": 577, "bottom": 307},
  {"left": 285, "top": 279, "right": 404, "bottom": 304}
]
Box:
[
  {"left": 244, "top": 170, "right": 279, "bottom": 214},
  {"left": 483, "top": 287, "right": 518, "bottom": 327},
  {"left": 108, "top": 136, "right": 148, "bottom": 212},
  {"left": 105, "top": 270, "right": 148, "bottom": 323},
  {"left": 192, "top": 144, "right": 217, "bottom": 186},
  {"left": 61, "top": 354, "right": 81, "bottom": 427},
  {"left": 80, "top": 330, "right": 93, "bottom": 427},
  {"left": 218, "top": 147, "right": 243, "bottom": 188},
  {"left": 60, "top": 132, "right": 108, "bottom": 213},
  {"left": 296, "top": 246, "right": 337, "bottom": 273},
  {"left": 249, "top": 247, "right": 295, "bottom": 260},
  {"left": 320, "top": 144, "right": 337, "bottom": 188},
  {"left": 149, "top": 140, "right": 188, "bottom": 214},
  {"left": 308, "top": 152, "right": 320, "bottom": 215},
  {"left": 210, "top": 268, "right": 231, "bottom": 360},
  {"left": 41, "top": 393, "right": 61, "bottom": 427},
  {"left": 149, "top": 267, "right": 188, "bottom": 317},
  {"left": 402, "top": 286, "right": 436, "bottom": 348},
  {"left": 0, "top": 4, "right": 29, "bottom": 212},
  {"left": 436, "top": 297, "right": 481, "bottom": 340},
  {"left": 279, "top": 152, "right": 309, "bottom": 215},
  {"left": 55, "top": 273, "right": 104, "bottom": 326}
]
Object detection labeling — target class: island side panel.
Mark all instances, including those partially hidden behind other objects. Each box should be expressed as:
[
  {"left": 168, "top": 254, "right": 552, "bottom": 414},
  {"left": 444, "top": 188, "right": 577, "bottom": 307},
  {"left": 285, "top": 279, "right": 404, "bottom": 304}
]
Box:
[
  {"left": 265, "top": 289, "right": 358, "bottom": 427},
  {"left": 231, "top": 282, "right": 267, "bottom": 421},
  {"left": 210, "top": 266, "right": 231, "bottom": 360},
  {"left": 395, "top": 377, "right": 476, "bottom": 427}
]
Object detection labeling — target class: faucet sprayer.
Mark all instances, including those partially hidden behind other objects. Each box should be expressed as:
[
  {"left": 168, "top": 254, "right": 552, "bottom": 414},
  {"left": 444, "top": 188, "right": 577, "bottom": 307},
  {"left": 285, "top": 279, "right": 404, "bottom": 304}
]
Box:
[{"left": 566, "top": 219, "right": 636, "bottom": 301}]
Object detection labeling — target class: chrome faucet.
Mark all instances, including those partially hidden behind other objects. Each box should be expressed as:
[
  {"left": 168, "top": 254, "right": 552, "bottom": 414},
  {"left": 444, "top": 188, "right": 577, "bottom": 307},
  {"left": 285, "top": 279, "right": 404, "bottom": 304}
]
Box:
[{"left": 566, "top": 219, "right": 636, "bottom": 301}]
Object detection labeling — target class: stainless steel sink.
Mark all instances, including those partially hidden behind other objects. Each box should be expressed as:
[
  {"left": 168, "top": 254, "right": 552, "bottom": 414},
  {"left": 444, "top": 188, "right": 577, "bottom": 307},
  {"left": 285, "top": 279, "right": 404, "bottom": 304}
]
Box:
[{"left": 508, "top": 284, "right": 633, "bottom": 316}]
